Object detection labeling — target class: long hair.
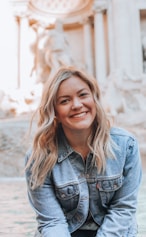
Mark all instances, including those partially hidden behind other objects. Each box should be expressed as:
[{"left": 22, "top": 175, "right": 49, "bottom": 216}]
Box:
[{"left": 26, "top": 66, "right": 116, "bottom": 189}]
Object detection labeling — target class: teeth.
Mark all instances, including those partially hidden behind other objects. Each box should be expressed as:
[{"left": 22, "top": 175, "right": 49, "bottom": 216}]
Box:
[{"left": 73, "top": 112, "right": 86, "bottom": 118}]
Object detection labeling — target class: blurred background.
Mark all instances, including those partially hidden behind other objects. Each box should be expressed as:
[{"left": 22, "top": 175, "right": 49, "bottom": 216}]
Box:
[
  {"left": 0, "top": 0, "right": 146, "bottom": 176},
  {"left": 0, "top": 0, "right": 146, "bottom": 236}
]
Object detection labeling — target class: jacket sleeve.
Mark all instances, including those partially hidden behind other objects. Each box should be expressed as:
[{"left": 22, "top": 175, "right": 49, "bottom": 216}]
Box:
[
  {"left": 25, "top": 151, "right": 71, "bottom": 237},
  {"left": 96, "top": 137, "right": 142, "bottom": 237}
]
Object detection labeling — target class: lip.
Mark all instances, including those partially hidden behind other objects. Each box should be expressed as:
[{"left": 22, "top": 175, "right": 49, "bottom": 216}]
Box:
[{"left": 70, "top": 111, "right": 88, "bottom": 118}]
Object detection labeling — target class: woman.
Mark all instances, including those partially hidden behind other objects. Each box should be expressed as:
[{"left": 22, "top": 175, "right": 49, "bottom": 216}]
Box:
[{"left": 25, "top": 66, "right": 142, "bottom": 237}]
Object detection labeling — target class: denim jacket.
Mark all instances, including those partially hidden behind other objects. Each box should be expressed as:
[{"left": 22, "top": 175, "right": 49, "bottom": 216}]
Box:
[{"left": 25, "top": 127, "right": 142, "bottom": 237}]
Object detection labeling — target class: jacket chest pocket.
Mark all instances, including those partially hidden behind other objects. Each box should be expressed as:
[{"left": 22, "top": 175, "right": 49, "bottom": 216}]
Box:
[
  {"left": 55, "top": 183, "right": 79, "bottom": 212},
  {"left": 96, "top": 175, "right": 123, "bottom": 207}
]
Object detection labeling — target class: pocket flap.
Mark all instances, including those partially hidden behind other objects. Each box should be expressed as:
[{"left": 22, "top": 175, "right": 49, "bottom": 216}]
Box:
[{"left": 96, "top": 175, "right": 123, "bottom": 192}]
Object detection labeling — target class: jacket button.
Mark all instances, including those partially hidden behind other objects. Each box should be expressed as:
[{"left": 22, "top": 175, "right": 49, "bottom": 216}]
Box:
[
  {"left": 61, "top": 194, "right": 66, "bottom": 198},
  {"left": 68, "top": 186, "right": 73, "bottom": 194},
  {"left": 86, "top": 174, "right": 89, "bottom": 178},
  {"left": 96, "top": 183, "right": 100, "bottom": 189},
  {"left": 113, "top": 184, "right": 118, "bottom": 189}
]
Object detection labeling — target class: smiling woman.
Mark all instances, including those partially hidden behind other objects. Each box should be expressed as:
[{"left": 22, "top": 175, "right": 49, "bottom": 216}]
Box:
[
  {"left": 25, "top": 66, "right": 142, "bottom": 237},
  {"left": 55, "top": 76, "right": 96, "bottom": 139}
]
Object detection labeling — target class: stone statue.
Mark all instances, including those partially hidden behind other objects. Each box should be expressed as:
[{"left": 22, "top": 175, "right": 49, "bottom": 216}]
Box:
[
  {"left": 35, "top": 20, "right": 74, "bottom": 83},
  {"left": 45, "top": 20, "right": 74, "bottom": 77}
]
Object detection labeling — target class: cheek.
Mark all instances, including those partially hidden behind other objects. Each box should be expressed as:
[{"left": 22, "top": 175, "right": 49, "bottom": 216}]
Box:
[{"left": 55, "top": 107, "right": 66, "bottom": 121}]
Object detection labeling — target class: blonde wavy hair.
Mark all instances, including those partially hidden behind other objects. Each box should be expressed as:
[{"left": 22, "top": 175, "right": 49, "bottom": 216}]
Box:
[{"left": 26, "top": 66, "right": 116, "bottom": 189}]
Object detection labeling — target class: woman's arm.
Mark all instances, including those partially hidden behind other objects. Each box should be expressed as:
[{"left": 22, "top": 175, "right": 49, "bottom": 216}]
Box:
[
  {"left": 96, "top": 137, "right": 142, "bottom": 237},
  {"left": 25, "top": 152, "right": 71, "bottom": 237}
]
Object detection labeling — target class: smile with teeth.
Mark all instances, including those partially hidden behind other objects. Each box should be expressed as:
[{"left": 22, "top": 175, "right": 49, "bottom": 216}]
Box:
[{"left": 71, "top": 112, "right": 87, "bottom": 118}]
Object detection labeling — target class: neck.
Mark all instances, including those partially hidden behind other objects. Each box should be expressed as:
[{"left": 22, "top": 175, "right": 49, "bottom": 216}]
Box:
[{"left": 64, "top": 129, "right": 91, "bottom": 159}]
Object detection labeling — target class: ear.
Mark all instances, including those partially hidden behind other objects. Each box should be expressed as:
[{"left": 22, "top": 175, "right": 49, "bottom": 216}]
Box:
[{"left": 54, "top": 114, "right": 60, "bottom": 123}]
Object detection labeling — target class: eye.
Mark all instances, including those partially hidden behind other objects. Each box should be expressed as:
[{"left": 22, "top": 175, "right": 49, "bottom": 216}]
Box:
[
  {"left": 80, "top": 92, "right": 89, "bottom": 97},
  {"left": 60, "top": 98, "right": 70, "bottom": 104}
]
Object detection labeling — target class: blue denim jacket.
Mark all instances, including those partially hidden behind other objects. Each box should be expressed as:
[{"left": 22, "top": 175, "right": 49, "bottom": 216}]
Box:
[{"left": 25, "top": 127, "right": 142, "bottom": 237}]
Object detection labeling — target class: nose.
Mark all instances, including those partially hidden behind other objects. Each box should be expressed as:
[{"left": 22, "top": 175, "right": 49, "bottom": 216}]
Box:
[{"left": 71, "top": 97, "right": 83, "bottom": 110}]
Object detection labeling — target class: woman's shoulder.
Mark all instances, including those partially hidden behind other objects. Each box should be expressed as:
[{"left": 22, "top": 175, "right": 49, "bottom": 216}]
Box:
[
  {"left": 110, "top": 127, "right": 139, "bottom": 157},
  {"left": 24, "top": 148, "right": 32, "bottom": 165},
  {"left": 110, "top": 127, "right": 136, "bottom": 140}
]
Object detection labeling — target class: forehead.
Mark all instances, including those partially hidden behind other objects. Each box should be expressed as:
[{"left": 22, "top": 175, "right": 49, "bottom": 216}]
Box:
[{"left": 57, "top": 76, "right": 90, "bottom": 93}]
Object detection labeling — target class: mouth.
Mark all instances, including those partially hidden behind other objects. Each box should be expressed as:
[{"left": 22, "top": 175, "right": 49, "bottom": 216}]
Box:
[{"left": 70, "top": 112, "right": 88, "bottom": 118}]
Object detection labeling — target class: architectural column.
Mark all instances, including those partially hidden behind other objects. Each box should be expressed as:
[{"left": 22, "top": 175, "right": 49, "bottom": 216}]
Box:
[
  {"left": 93, "top": 0, "right": 108, "bottom": 84},
  {"left": 106, "top": 0, "right": 115, "bottom": 73},
  {"left": 19, "top": 16, "right": 33, "bottom": 89},
  {"left": 129, "top": 0, "right": 143, "bottom": 76},
  {"left": 107, "top": 0, "right": 143, "bottom": 79},
  {"left": 112, "top": 0, "right": 143, "bottom": 77},
  {"left": 0, "top": 0, "right": 17, "bottom": 90},
  {"left": 112, "top": 0, "right": 130, "bottom": 72},
  {"left": 16, "top": 16, "right": 21, "bottom": 88},
  {"left": 83, "top": 17, "right": 94, "bottom": 75}
]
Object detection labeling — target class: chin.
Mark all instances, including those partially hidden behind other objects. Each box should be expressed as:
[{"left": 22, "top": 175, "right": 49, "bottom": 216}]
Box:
[{"left": 73, "top": 124, "right": 92, "bottom": 130}]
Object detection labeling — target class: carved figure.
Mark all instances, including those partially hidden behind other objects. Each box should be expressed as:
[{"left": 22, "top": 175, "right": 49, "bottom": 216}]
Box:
[{"left": 45, "top": 20, "right": 74, "bottom": 77}]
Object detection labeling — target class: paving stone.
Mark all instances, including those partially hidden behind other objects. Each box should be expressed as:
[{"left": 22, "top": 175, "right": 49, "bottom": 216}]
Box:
[{"left": 0, "top": 178, "right": 36, "bottom": 237}]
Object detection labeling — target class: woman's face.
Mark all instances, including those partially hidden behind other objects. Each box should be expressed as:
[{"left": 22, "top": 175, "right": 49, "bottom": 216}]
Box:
[{"left": 55, "top": 76, "right": 96, "bottom": 136}]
